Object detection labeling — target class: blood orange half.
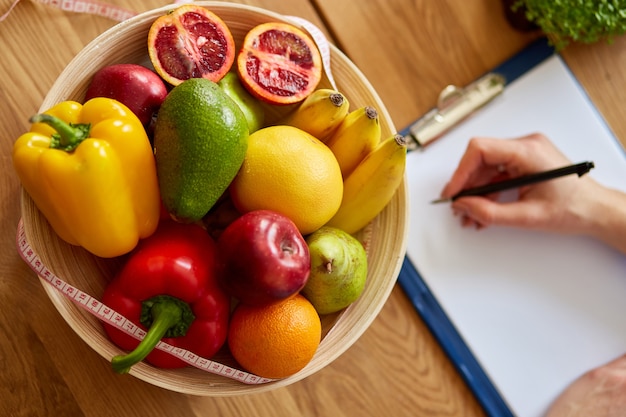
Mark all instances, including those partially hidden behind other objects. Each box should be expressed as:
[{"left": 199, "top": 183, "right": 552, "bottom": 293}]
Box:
[
  {"left": 147, "top": 5, "right": 235, "bottom": 86},
  {"left": 237, "top": 22, "right": 323, "bottom": 105}
]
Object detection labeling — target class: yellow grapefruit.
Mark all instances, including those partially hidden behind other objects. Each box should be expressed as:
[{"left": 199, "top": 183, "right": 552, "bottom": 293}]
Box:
[{"left": 230, "top": 125, "right": 343, "bottom": 235}]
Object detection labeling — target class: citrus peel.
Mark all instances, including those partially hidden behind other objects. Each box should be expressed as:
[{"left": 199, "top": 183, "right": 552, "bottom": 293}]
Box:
[{"left": 148, "top": 5, "right": 235, "bottom": 86}]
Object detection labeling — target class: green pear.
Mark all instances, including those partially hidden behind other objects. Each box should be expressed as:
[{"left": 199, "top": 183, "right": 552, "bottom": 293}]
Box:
[
  {"left": 302, "top": 226, "right": 368, "bottom": 315},
  {"left": 218, "top": 71, "right": 265, "bottom": 133}
]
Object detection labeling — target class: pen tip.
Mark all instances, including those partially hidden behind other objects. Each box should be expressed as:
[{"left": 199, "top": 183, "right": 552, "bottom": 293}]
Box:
[{"left": 431, "top": 197, "right": 451, "bottom": 204}]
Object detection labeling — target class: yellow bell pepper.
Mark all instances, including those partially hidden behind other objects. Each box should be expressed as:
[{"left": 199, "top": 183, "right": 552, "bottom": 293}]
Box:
[{"left": 13, "top": 98, "right": 161, "bottom": 258}]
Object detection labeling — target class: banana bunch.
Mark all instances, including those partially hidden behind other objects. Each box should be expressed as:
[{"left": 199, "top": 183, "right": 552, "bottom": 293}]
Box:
[
  {"left": 325, "top": 134, "right": 408, "bottom": 234},
  {"left": 326, "top": 106, "right": 381, "bottom": 178},
  {"left": 281, "top": 89, "right": 350, "bottom": 141}
]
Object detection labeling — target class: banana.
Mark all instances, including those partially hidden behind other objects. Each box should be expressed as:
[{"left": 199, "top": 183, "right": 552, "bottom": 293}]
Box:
[
  {"left": 281, "top": 89, "right": 350, "bottom": 141},
  {"left": 326, "top": 106, "right": 381, "bottom": 177},
  {"left": 325, "top": 134, "right": 408, "bottom": 234}
]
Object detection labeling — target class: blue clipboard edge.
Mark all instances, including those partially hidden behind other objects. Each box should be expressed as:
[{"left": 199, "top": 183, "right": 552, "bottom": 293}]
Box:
[
  {"left": 399, "top": 37, "right": 554, "bottom": 139},
  {"left": 398, "top": 258, "right": 514, "bottom": 417},
  {"left": 397, "top": 37, "right": 555, "bottom": 417}
]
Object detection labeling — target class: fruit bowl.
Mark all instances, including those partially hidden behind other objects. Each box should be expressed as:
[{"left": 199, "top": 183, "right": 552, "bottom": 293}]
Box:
[{"left": 20, "top": 1, "right": 408, "bottom": 395}]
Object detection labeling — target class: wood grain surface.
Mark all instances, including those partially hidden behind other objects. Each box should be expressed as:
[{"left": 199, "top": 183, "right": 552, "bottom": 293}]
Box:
[{"left": 1, "top": 0, "right": 624, "bottom": 416}]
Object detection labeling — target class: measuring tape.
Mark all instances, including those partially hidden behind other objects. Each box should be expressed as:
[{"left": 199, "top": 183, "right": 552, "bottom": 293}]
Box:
[
  {"left": 1, "top": 0, "right": 135, "bottom": 21},
  {"left": 16, "top": 219, "right": 275, "bottom": 384},
  {"left": 286, "top": 15, "right": 337, "bottom": 90}
]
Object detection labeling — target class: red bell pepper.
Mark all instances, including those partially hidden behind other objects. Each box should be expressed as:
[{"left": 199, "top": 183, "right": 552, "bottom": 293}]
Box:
[{"left": 101, "top": 220, "right": 230, "bottom": 373}]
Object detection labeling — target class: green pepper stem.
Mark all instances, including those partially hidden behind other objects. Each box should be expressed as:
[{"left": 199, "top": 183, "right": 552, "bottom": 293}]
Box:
[
  {"left": 111, "top": 296, "right": 193, "bottom": 374},
  {"left": 29, "top": 113, "right": 90, "bottom": 152}
]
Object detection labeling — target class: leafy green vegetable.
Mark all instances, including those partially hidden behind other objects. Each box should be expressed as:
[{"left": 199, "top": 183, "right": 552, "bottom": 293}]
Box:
[{"left": 513, "top": 0, "right": 626, "bottom": 49}]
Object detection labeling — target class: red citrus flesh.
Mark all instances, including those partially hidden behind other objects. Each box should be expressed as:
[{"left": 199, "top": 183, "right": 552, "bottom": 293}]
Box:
[
  {"left": 237, "top": 22, "right": 323, "bottom": 105},
  {"left": 147, "top": 5, "right": 235, "bottom": 86}
]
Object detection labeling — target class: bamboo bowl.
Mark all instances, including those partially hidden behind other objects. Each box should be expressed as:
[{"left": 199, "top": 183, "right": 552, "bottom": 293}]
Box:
[{"left": 20, "top": 1, "right": 408, "bottom": 396}]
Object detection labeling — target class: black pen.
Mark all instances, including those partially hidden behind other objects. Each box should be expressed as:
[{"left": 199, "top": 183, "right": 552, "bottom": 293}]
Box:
[{"left": 431, "top": 161, "right": 595, "bottom": 204}]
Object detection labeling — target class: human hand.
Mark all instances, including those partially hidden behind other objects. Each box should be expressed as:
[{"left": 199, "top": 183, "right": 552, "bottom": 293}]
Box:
[
  {"left": 440, "top": 133, "right": 598, "bottom": 235},
  {"left": 545, "top": 354, "right": 626, "bottom": 417}
]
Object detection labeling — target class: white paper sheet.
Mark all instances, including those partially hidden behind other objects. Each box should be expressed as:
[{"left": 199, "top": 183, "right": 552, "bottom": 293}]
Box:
[{"left": 405, "top": 55, "right": 626, "bottom": 417}]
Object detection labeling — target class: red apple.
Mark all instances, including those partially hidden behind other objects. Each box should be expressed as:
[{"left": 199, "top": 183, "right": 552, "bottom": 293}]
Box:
[
  {"left": 217, "top": 210, "right": 310, "bottom": 306},
  {"left": 84, "top": 63, "right": 168, "bottom": 126}
]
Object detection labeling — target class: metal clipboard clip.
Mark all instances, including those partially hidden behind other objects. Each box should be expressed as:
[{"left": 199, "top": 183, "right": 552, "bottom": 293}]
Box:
[{"left": 404, "top": 73, "right": 506, "bottom": 150}]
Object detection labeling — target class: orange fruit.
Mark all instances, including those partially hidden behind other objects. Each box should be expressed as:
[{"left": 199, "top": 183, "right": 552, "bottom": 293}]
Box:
[
  {"left": 228, "top": 294, "right": 321, "bottom": 379},
  {"left": 147, "top": 5, "right": 235, "bottom": 86},
  {"left": 229, "top": 125, "right": 343, "bottom": 235},
  {"left": 237, "top": 22, "right": 323, "bottom": 105}
]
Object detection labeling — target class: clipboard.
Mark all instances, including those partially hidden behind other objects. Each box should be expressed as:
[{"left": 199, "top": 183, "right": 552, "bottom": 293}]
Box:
[
  {"left": 397, "top": 38, "right": 626, "bottom": 417},
  {"left": 403, "top": 38, "right": 553, "bottom": 150}
]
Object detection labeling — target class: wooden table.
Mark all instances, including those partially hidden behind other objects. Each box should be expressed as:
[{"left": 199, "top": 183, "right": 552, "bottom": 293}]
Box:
[{"left": 1, "top": 1, "right": 624, "bottom": 416}]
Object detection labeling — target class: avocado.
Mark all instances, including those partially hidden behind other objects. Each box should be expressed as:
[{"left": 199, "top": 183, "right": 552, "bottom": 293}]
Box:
[{"left": 154, "top": 78, "right": 249, "bottom": 223}]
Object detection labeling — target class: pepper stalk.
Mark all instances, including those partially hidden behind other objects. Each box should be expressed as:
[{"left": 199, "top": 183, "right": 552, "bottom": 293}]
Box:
[
  {"left": 111, "top": 295, "right": 195, "bottom": 374},
  {"left": 29, "top": 113, "right": 91, "bottom": 152}
]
